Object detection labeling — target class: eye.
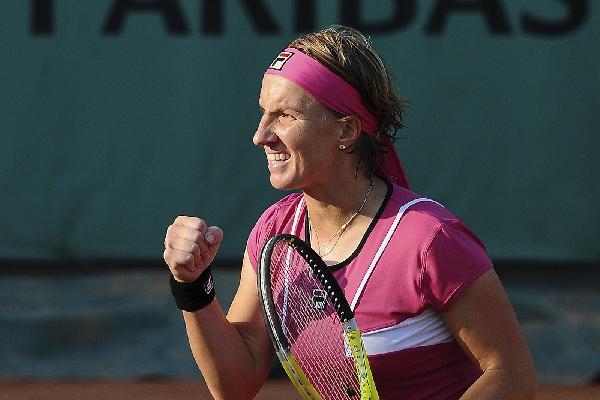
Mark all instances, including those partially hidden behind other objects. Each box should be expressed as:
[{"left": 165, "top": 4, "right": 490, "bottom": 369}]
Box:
[{"left": 279, "top": 112, "right": 295, "bottom": 122}]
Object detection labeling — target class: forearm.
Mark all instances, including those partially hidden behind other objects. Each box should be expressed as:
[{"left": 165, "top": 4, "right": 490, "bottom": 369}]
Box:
[
  {"left": 460, "top": 367, "right": 537, "bottom": 400},
  {"left": 182, "top": 299, "right": 271, "bottom": 399}
]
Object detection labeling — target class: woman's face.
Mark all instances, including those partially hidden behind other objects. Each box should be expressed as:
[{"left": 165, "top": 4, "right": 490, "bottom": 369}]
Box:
[{"left": 253, "top": 74, "right": 342, "bottom": 191}]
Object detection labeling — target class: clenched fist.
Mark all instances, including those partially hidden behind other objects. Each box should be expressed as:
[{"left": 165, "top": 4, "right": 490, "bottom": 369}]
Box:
[{"left": 163, "top": 216, "right": 224, "bottom": 283}]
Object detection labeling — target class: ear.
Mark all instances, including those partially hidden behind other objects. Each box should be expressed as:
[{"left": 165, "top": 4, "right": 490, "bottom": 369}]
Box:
[{"left": 337, "top": 115, "right": 362, "bottom": 149}]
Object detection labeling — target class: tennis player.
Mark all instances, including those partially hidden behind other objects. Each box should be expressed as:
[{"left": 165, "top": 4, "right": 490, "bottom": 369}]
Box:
[{"left": 163, "top": 25, "right": 537, "bottom": 399}]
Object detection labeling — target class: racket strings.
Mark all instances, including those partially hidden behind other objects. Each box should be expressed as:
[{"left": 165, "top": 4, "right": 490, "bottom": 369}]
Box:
[{"left": 270, "top": 242, "right": 361, "bottom": 400}]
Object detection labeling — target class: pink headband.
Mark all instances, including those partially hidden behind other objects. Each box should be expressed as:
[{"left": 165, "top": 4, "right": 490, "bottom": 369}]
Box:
[{"left": 264, "top": 47, "right": 409, "bottom": 189}]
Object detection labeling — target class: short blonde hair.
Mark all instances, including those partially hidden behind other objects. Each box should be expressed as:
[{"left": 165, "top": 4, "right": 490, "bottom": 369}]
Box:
[{"left": 288, "top": 25, "right": 407, "bottom": 177}]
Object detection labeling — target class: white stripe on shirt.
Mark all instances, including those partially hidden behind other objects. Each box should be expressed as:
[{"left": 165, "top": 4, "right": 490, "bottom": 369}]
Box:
[{"left": 362, "top": 309, "right": 454, "bottom": 356}]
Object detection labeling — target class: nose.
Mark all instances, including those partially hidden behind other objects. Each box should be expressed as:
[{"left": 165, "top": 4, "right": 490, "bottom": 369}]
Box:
[{"left": 253, "top": 114, "right": 278, "bottom": 147}]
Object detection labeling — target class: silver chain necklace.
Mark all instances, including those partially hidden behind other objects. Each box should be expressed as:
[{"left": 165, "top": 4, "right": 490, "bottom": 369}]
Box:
[{"left": 309, "top": 178, "right": 373, "bottom": 258}]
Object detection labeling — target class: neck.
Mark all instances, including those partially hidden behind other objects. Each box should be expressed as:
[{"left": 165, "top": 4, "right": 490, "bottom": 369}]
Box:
[
  {"left": 303, "top": 175, "right": 386, "bottom": 233},
  {"left": 304, "top": 175, "right": 388, "bottom": 260}
]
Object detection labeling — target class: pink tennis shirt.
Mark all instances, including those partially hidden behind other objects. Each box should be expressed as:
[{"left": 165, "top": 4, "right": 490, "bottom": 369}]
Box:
[{"left": 247, "top": 182, "right": 492, "bottom": 400}]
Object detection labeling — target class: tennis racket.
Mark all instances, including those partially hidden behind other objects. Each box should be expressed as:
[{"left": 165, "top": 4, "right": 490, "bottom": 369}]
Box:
[{"left": 258, "top": 233, "right": 379, "bottom": 400}]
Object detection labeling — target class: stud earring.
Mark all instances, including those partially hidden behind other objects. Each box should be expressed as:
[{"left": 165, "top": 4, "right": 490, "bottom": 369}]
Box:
[{"left": 339, "top": 144, "right": 346, "bottom": 150}]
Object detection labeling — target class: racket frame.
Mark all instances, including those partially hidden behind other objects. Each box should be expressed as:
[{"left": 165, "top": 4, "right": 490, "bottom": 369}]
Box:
[{"left": 258, "top": 234, "right": 379, "bottom": 400}]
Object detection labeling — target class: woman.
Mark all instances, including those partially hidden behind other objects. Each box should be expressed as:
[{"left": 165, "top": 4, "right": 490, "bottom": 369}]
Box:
[{"left": 163, "top": 26, "right": 536, "bottom": 399}]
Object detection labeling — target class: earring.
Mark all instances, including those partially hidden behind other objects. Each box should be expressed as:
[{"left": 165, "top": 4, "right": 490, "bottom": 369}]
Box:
[{"left": 339, "top": 144, "right": 346, "bottom": 150}]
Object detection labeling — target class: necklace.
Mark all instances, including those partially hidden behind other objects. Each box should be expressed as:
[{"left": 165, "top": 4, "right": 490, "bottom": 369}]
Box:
[{"left": 309, "top": 178, "right": 373, "bottom": 258}]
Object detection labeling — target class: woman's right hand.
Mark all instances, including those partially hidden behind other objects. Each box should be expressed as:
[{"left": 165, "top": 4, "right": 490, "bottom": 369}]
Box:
[{"left": 163, "top": 216, "right": 224, "bottom": 282}]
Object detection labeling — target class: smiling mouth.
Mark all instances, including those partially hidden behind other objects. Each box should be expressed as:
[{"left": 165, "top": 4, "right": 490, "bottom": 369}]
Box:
[{"left": 266, "top": 153, "right": 290, "bottom": 161}]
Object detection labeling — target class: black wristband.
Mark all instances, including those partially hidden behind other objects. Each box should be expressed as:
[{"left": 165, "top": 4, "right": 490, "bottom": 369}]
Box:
[{"left": 169, "top": 267, "right": 216, "bottom": 312}]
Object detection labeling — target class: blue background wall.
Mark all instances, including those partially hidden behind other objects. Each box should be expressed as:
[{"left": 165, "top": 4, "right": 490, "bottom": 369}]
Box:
[{"left": 2, "top": 0, "right": 599, "bottom": 262}]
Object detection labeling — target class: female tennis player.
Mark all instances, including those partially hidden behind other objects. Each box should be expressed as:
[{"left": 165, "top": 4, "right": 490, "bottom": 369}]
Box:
[{"left": 163, "top": 25, "right": 537, "bottom": 399}]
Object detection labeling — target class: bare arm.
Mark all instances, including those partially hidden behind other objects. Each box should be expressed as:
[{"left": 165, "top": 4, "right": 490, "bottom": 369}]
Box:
[
  {"left": 182, "top": 252, "right": 274, "bottom": 399},
  {"left": 163, "top": 216, "right": 274, "bottom": 399},
  {"left": 442, "top": 269, "right": 537, "bottom": 400}
]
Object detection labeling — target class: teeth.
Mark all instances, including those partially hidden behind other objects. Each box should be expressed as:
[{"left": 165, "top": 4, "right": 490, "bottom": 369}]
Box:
[{"left": 267, "top": 153, "right": 290, "bottom": 161}]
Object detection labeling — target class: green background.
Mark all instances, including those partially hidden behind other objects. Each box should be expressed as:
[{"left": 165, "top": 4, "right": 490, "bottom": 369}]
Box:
[{"left": 2, "top": 0, "right": 599, "bottom": 263}]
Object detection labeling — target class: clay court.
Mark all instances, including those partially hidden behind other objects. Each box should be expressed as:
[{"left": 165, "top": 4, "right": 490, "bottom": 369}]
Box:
[{"left": 2, "top": 379, "right": 599, "bottom": 400}]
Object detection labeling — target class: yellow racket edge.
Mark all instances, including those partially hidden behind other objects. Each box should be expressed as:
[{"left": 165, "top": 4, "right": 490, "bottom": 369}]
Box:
[
  {"left": 345, "top": 327, "right": 380, "bottom": 400},
  {"left": 277, "top": 351, "right": 324, "bottom": 400}
]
